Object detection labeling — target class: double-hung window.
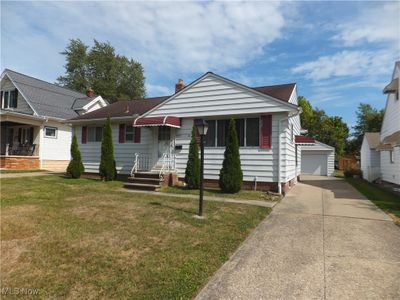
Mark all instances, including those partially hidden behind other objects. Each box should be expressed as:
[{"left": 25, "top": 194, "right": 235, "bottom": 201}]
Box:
[
  {"left": 1, "top": 89, "right": 18, "bottom": 109},
  {"left": 204, "top": 117, "right": 260, "bottom": 148},
  {"left": 125, "top": 125, "right": 135, "bottom": 142},
  {"left": 88, "top": 126, "right": 103, "bottom": 142}
]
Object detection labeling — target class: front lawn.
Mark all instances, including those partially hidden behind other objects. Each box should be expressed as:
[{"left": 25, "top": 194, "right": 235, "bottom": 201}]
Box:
[
  {"left": 1, "top": 175, "right": 269, "bottom": 299},
  {"left": 345, "top": 177, "right": 400, "bottom": 224},
  {"left": 159, "top": 186, "right": 281, "bottom": 202}
]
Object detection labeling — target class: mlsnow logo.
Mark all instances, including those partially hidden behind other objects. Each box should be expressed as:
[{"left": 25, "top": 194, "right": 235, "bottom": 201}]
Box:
[{"left": 1, "top": 287, "right": 40, "bottom": 295}]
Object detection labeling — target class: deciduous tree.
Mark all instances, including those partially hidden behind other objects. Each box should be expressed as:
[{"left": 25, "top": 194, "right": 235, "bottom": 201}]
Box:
[{"left": 58, "top": 39, "right": 146, "bottom": 102}]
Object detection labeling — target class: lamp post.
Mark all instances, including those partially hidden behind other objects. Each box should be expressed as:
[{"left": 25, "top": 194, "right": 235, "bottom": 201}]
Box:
[{"left": 195, "top": 119, "right": 209, "bottom": 217}]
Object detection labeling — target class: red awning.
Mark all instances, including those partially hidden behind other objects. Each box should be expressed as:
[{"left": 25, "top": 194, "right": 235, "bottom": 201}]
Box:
[
  {"left": 133, "top": 116, "right": 181, "bottom": 128},
  {"left": 295, "top": 135, "right": 315, "bottom": 144}
]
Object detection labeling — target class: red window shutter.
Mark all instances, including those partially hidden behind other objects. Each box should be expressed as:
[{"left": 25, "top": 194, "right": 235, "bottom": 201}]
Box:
[
  {"left": 134, "top": 127, "right": 141, "bottom": 143},
  {"left": 82, "top": 126, "right": 87, "bottom": 144},
  {"left": 260, "top": 115, "right": 272, "bottom": 149},
  {"left": 119, "top": 124, "right": 126, "bottom": 143}
]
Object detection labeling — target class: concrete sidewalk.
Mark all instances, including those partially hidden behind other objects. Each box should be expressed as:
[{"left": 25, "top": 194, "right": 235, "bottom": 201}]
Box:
[
  {"left": 196, "top": 176, "right": 400, "bottom": 300},
  {"left": 0, "top": 171, "right": 57, "bottom": 178},
  {"left": 119, "top": 188, "right": 277, "bottom": 208}
]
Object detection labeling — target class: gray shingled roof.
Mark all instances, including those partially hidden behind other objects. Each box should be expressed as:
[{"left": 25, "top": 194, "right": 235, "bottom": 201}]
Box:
[{"left": 4, "top": 69, "right": 95, "bottom": 119}]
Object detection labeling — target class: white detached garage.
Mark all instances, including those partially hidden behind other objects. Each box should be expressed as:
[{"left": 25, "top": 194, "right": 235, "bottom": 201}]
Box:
[{"left": 300, "top": 141, "right": 335, "bottom": 176}]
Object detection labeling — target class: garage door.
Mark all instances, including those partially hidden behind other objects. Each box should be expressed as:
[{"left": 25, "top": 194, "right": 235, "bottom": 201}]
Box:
[{"left": 301, "top": 154, "right": 328, "bottom": 175}]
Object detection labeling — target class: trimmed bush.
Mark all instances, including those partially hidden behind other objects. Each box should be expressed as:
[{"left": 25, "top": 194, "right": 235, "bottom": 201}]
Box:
[
  {"left": 219, "top": 119, "right": 243, "bottom": 193},
  {"left": 185, "top": 125, "right": 200, "bottom": 189},
  {"left": 99, "top": 116, "right": 117, "bottom": 181},
  {"left": 66, "top": 134, "right": 84, "bottom": 178}
]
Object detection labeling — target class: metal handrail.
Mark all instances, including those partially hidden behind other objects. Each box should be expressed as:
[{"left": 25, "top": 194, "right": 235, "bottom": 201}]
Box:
[
  {"left": 130, "top": 153, "right": 139, "bottom": 177},
  {"left": 159, "top": 153, "right": 168, "bottom": 179}
]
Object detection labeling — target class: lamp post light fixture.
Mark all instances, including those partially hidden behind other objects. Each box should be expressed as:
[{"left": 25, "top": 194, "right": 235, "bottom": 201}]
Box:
[{"left": 194, "top": 119, "right": 209, "bottom": 217}]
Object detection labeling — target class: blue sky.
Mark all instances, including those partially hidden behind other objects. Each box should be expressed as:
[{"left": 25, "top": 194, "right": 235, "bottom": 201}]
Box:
[{"left": 1, "top": 1, "right": 399, "bottom": 129}]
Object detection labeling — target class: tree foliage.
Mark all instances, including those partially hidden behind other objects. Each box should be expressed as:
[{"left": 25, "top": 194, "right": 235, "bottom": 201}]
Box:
[
  {"left": 66, "top": 134, "right": 84, "bottom": 178},
  {"left": 346, "top": 103, "right": 384, "bottom": 154},
  {"left": 58, "top": 39, "right": 146, "bottom": 102},
  {"left": 219, "top": 119, "right": 243, "bottom": 193},
  {"left": 99, "top": 117, "right": 116, "bottom": 181},
  {"left": 185, "top": 126, "right": 200, "bottom": 189},
  {"left": 298, "top": 96, "right": 349, "bottom": 158}
]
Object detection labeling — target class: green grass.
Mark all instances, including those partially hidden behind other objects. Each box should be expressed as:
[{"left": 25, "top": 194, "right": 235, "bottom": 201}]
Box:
[
  {"left": 0, "top": 175, "right": 270, "bottom": 299},
  {"left": 159, "top": 185, "right": 281, "bottom": 201},
  {"left": 345, "top": 177, "right": 400, "bottom": 224},
  {"left": 0, "top": 169, "right": 45, "bottom": 174}
]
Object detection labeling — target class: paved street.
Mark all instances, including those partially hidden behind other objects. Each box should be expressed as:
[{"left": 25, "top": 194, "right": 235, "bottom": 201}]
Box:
[{"left": 196, "top": 176, "right": 400, "bottom": 300}]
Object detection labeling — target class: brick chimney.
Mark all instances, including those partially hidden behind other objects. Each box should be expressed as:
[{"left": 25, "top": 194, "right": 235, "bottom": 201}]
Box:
[
  {"left": 175, "top": 79, "right": 185, "bottom": 93},
  {"left": 86, "top": 87, "right": 94, "bottom": 97}
]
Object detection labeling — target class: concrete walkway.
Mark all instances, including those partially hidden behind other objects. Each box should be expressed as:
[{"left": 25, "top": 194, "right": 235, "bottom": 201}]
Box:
[
  {"left": 0, "top": 171, "right": 57, "bottom": 178},
  {"left": 196, "top": 176, "right": 400, "bottom": 300},
  {"left": 119, "top": 188, "right": 277, "bottom": 208}
]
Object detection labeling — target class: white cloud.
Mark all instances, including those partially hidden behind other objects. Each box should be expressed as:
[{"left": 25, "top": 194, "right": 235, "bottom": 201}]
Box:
[
  {"left": 292, "top": 49, "right": 397, "bottom": 80},
  {"left": 332, "top": 2, "right": 400, "bottom": 46},
  {"left": 1, "top": 1, "right": 288, "bottom": 79}
]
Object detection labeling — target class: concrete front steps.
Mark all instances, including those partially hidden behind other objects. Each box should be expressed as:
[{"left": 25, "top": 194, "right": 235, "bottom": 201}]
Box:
[{"left": 124, "top": 172, "right": 164, "bottom": 191}]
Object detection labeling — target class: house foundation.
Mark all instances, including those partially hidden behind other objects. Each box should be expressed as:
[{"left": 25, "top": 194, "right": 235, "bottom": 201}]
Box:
[{"left": 0, "top": 155, "right": 40, "bottom": 170}]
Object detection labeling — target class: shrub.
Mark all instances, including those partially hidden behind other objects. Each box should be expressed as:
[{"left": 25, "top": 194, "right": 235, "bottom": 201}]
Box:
[
  {"left": 66, "top": 134, "right": 84, "bottom": 178},
  {"left": 99, "top": 116, "right": 117, "bottom": 181},
  {"left": 344, "top": 168, "right": 362, "bottom": 178},
  {"left": 185, "top": 125, "right": 200, "bottom": 189},
  {"left": 219, "top": 119, "right": 243, "bottom": 193}
]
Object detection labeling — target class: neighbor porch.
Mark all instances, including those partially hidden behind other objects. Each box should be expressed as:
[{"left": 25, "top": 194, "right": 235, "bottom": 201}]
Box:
[{"left": 1, "top": 113, "right": 41, "bottom": 169}]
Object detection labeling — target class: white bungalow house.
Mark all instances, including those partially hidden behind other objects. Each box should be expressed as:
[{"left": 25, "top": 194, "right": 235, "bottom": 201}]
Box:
[
  {"left": 69, "top": 72, "right": 304, "bottom": 194},
  {"left": 376, "top": 61, "right": 400, "bottom": 185},
  {"left": 360, "top": 132, "right": 380, "bottom": 182},
  {"left": 0, "top": 69, "right": 107, "bottom": 171}
]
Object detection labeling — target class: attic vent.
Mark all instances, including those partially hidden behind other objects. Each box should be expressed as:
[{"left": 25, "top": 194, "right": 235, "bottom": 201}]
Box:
[{"left": 124, "top": 105, "right": 130, "bottom": 113}]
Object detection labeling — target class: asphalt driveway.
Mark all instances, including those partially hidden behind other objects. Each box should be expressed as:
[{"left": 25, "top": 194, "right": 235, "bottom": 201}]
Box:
[{"left": 196, "top": 176, "right": 400, "bottom": 300}]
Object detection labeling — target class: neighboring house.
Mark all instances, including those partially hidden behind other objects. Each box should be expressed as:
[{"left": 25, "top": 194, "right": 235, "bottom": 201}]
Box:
[
  {"left": 360, "top": 132, "right": 380, "bottom": 182},
  {"left": 296, "top": 136, "right": 335, "bottom": 176},
  {"left": 70, "top": 72, "right": 304, "bottom": 193},
  {"left": 376, "top": 61, "right": 400, "bottom": 185},
  {"left": 0, "top": 69, "right": 107, "bottom": 171}
]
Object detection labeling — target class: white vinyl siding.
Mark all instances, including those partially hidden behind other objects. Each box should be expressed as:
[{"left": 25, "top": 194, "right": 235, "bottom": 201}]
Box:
[
  {"left": 76, "top": 124, "right": 154, "bottom": 174},
  {"left": 360, "top": 137, "right": 381, "bottom": 182},
  {"left": 380, "top": 147, "right": 400, "bottom": 185},
  {"left": 174, "top": 116, "right": 287, "bottom": 183},
  {"left": 40, "top": 121, "right": 72, "bottom": 161},
  {"left": 145, "top": 74, "right": 299, "bottom": 184},
  {"left": 1, "top": 76, "right": 33, "bottom": 114},
  {"left": 381, "top": 65, "right": 400, "bottom": 141},
  {"left": 146, "top": 75, "right": 294, "bottom": 118}
]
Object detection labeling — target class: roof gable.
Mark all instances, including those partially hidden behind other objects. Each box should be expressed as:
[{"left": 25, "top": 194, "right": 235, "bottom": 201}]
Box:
[
  {"left": 364, "top": 132, "right": 380, "bottom": 149},
  {"left": 143, "top": 72, "right": 298, "bottom": 118},
  {"left": 69, "top": 96, "right": 169, "bottom": 121},
  {"left": 2, "top": 69, "right": 98, "bottom": 119}
]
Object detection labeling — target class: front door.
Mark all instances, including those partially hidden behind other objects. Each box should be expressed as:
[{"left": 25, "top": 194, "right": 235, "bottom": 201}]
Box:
[{"left": 158, "top": 126, "right": 171, "bottom": 159}]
